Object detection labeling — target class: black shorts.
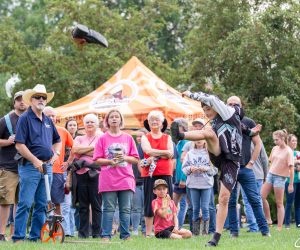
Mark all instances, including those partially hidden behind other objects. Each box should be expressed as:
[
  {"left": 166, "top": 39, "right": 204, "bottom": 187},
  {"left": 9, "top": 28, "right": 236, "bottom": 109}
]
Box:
[
  {"left": 219, "top": 160, "right": 239, "bottom": 192},
  {"left": 51, "top": 173, "right": 65, "bottom": 204},
  {"left": 155, "top": 226, "right": 174, "bottom": 239},
  {"left": 143, "top": 175, "right": 173, "bottom": 217},
  {"left": 173, "top": 184, "right": 186, "bottom": 194}
]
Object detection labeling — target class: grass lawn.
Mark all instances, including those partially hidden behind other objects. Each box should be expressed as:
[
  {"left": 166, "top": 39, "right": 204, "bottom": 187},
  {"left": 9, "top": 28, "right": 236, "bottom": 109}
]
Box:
[{"left": 3, "top": 226, "right": 300, "bottom": 250}]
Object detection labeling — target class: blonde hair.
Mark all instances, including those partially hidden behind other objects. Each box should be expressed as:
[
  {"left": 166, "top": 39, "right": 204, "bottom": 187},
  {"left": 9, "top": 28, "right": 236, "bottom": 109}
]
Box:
[
  {"left": 104, "top": 109, "right": 124, "bottom": 129},
  {"left": 273, "top": 129, "right": 288, "bottom": 143},
  {"left": 288, "top": 134, "right": 297, "bottom": 143}
]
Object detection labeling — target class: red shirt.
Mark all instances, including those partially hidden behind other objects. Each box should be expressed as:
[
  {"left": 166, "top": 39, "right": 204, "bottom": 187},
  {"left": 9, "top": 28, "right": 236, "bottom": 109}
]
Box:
[
  {"left": 152, "top": 197, "right": 177, "bottom": 234},
  {"left": 141, "top": 133, "right": 173, "bottom": 177}
]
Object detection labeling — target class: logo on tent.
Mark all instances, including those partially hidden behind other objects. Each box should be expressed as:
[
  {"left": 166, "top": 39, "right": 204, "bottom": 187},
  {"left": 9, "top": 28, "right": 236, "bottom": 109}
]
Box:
[{"left": 90, "top": 80, "right": 138, "bottom": 110}]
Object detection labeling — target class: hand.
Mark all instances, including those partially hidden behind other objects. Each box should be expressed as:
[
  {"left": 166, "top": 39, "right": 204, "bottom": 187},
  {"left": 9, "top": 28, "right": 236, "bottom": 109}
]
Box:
[
  {"left": 33, "top": 159, "right": 44, "bottom": 173},
  {"left": 166, "top": 150, "right": 173, "bottom": 159},
  {"left": 182, "top": 90, "right": 192, "bottom": 98},
  {"left": 61, "top": 162, "right": 69, "bottom": 172},
  {"left": 190, "top": 166, "right": 198, "bottom": 173},
  {"left": 110, "top": 159, "right": 118, "bottom": 167},
  {"left": 173, "top": 226, "right": 179, "bottom": 234},
  {"left": 114, "top": 154, "right": 125, "bottom": 163},
  {"left": 251, "top": 124, "right": 262, "bottom": 136},
  {"left": 50, "top": 154, "right": 59, "bottom": 165},
  {"left": 179, "top": 181, "right": 186, "bottom": 188},
  {"left": 7, "top": 135, "right": 15, "bottom": 144},
  {"left": 288, "top": 184, "right": 294, "bottom": 193}
]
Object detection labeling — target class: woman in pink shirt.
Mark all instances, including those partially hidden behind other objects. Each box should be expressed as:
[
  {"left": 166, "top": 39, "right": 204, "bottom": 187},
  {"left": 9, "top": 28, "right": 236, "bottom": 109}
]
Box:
[
  {"left": 93, "top": 109, "right": 139, "bottom": 241},
  {"left": 261, "top": 129, "right": 294, "bottom": 231},
  {"left": 73, "top": 114, "right": 102, "bottom": 238}
]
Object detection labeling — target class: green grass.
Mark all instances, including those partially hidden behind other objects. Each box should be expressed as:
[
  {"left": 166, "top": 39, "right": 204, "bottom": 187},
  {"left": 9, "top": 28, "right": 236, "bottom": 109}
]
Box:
[{"left": 3, "top": 226, "right": 300, "bottom": 250}]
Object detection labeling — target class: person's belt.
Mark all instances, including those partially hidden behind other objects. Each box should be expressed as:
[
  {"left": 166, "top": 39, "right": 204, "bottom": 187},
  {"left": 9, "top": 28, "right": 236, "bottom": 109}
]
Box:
[{"left": 23, "top": 158, "right": 51, "bottom": 165}]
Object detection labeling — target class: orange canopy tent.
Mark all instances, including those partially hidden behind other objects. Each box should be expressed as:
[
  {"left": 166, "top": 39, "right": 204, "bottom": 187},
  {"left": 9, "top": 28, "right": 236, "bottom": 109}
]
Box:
[{"left": 55, "top": 56, "right": 205, "bottom": 129}]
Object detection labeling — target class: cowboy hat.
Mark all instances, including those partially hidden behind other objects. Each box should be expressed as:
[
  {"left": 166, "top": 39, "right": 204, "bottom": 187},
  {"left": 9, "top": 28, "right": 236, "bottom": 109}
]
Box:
[
  {"left": 22, "top": 84, "right": 54, "bottom": 106},
  {"left": 144, "top": 118, "right": 168, "bottom": 133}
]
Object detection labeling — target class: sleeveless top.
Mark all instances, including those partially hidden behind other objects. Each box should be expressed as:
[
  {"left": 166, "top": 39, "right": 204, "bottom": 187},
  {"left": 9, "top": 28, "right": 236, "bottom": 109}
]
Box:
[{"left": 141, "top": 133, "right": 173, "bottom": 177}]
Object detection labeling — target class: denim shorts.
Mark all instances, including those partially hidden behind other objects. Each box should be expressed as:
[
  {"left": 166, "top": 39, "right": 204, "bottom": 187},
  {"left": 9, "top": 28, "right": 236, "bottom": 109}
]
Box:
[
  {"left": 51, "top": 173, "right": 65, "bottom": 204},
  {"left": 266, "top": 172, "right": 286, "bottom": 189}
]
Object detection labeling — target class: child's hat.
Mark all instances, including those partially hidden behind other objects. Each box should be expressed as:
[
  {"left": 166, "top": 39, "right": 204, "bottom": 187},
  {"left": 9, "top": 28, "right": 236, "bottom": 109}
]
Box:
[{"left": 153, "top": 179, "right": 168, "bottom": 189}]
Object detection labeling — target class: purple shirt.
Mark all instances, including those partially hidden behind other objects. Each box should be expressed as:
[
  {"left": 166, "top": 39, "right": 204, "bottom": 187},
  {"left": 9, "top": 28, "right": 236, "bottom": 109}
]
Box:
[{"left": 93, "top": 132, "right": 139, "bottom": 193}]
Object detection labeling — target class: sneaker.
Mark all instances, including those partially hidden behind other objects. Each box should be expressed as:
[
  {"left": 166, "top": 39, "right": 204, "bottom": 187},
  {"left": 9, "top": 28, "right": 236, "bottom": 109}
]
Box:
[
  {"left": 262, "top": 232, "right": 271, "bottom": 237},
  {"left": 132, "top": 231, "right": 139, "bottom": 236},
  {"left": 101, "top": 237, "right": 111, "bottom": 243},
  {"left": 0, "top": 234, "right": 7, "bottom": 242},
  {"left": 230, "top": 233, "right": 239, "bottom": 238},
  {"left": 123, "top": 237, "right": 132, "bottom": 241},
  {"left": 205, "top": 240, "right": 217, "bottom": 247}
]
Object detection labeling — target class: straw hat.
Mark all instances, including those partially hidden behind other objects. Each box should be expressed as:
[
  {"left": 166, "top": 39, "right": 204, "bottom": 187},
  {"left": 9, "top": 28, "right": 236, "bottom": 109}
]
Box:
[{"left": 22, "top": 84, "right": 54, "bottom": 106}]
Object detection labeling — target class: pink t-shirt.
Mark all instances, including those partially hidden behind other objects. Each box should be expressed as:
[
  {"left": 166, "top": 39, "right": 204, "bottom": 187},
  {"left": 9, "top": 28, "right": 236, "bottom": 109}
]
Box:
[
  {"left": 269, "top": 145, "right": 294, "bottom": 177},
  {"left": 93, "top": 132, "right": 139, "bottom": 193},
  {"left": 74, "top": 134, "right": 101, "bottom": 175},
  {"left": 152, "top": 197, "right": 177, "bottom": 234}
]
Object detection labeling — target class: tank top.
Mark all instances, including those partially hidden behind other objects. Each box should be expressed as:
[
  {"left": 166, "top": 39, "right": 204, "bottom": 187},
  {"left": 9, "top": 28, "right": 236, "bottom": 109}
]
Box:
[{"left": 141, "top": 133, "right": 173, "bottom": 177}]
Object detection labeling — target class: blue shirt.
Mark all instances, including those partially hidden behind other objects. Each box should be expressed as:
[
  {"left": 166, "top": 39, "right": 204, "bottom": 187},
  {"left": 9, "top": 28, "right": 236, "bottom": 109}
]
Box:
[{"left": 15, "top": 107, "right": 61, "bottom": 161}]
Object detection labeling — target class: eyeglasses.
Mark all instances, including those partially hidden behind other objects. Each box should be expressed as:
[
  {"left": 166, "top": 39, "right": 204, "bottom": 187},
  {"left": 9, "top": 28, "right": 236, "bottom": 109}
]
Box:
[{"left": 32, "top": 95, "right": 47, "bottom": 100}]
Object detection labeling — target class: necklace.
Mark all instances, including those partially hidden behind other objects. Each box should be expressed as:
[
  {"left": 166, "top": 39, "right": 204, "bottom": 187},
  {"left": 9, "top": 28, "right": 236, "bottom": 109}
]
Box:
[{"left": 87, "top": 135, "right": 96, "bottom": 145}]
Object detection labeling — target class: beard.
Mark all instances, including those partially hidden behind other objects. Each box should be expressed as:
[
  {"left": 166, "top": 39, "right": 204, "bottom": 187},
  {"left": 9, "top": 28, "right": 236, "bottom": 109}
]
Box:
[{"left": 36, "top": 103, "right": 46, "bottom": 111}]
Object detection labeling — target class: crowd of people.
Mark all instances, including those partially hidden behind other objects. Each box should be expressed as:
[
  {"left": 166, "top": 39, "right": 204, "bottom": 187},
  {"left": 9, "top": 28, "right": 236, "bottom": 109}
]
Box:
[{"left": 0, "top": 84, "right": 298, "bottom": 247}]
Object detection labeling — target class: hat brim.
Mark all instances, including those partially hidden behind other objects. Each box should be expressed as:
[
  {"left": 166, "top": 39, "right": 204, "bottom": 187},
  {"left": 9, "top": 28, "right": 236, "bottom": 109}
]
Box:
[
  {"left": 144, "top": 119, "right": 168, "bottom": 133},
  {"left": 192, "top": 121, "right": 205, "bottom": 126},
  {"left": 22, "top": 89, "right": 55, "bottom": 106},
  {"left": 153, "top": 183, "right": 168, "bottom": 189}
]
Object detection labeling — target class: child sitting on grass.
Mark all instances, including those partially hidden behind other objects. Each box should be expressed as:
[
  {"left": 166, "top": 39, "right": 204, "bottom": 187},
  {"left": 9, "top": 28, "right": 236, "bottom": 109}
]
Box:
[{"left": 152, "top": 179, "right": 192, "bottom": 239}]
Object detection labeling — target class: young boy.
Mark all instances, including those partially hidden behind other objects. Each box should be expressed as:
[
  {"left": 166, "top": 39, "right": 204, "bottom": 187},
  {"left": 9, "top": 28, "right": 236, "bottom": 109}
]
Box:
[
  {"left": 152, "top": 179, "right": 192, "bottom": 239},
  {"left": 171, "top": 91, "right": 262, "bottom": 247}
]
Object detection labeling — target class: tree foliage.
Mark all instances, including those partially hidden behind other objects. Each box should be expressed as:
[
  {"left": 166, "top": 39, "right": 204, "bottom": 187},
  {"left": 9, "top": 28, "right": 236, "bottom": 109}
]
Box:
[{"left": 1, "top": 0, "right": 300, "bottom": 153}]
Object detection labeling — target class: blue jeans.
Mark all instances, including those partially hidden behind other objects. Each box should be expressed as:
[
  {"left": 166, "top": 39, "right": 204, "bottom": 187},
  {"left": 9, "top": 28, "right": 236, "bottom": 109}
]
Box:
[
  {"left": 241, "top": 179, "right": 263, "bottom": 232},
  {"left": 228, "top": 167, "right": 269, "bottom": 235},
  {"left": 131, "top": 185, "right": 145, "bottom": 233},
  {"left": 178, "top": 195, "right": 187, "bottom": 228},
  {"left": 186, "top": 187, "right": 193, "bottom": 231},
  {"left": 190, "top": 188, "right": 211, "bottom": 221},
  {"left": 209, "top": 187, "right": 216, "bottom": 233},
  {"left": 12, "top": 162, "right": 50, "bottom": 241},
  {"left": 102, "top": 190, "right": 133, "bottom": 239},
  {"left": 61, "top": 192, "right": 76, "bottom": 236},
  {"left": 284, "top": 182, "right": 300, "bottom": 227}
]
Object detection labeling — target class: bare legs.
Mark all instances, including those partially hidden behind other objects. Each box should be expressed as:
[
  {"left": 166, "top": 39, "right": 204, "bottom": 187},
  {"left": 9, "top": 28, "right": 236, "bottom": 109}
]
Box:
[
  {"left": 145, "top": 216, "right": 153, "bottom": 236},
  {"left": 215, "top": 182, "right": 231, "bottom": 234},
  {"left": 261, "top": 182, "right": 285, "bottom": 230},
  {"left": 0, "top": 205, "right": 10, "bottom": 235}
]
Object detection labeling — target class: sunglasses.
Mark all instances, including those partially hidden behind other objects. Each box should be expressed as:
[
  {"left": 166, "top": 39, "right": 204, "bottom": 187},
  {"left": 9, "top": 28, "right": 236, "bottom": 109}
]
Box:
[{"left": 32, "top": 95, "right": 47, "bottom": 100}]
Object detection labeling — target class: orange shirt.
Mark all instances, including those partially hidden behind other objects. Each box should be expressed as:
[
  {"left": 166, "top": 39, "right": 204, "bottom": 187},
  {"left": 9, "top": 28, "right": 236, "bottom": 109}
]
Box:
[
  {"left": 52, "top": 126, "right": 74, "bottom": 174},
  {"left": 269, "top": 145, "right": 294, "bottom": 177},
  {"left": 141, "top": 133, "right": 173, "bottom": 177}
]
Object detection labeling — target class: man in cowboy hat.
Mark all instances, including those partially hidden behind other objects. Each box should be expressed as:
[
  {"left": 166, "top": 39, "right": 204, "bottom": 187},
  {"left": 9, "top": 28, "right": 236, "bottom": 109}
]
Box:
[
  {"left": 0, "top": 91, "right": 28, "bottom": 241},
  {"left": 12, "top": 84, "right": 62, "bottom": 243}
]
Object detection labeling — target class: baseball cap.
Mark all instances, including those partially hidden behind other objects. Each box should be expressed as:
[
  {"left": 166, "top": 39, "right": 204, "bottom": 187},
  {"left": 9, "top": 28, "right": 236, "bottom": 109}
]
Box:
[
  {"left": 14, "top": 91, "right": 24, "bottom": 100},
  {"left": 192, "top": 118, "right": 205, "bottom": 126},
  {"left": 153, "top": 179, "right": 168, "bottom": 189}
]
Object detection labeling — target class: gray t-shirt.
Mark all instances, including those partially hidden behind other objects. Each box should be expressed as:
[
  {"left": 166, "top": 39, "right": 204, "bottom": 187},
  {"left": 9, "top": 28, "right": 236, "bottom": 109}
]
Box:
[{"left": 182, "top": 148, "right": 217, "bottom": 189}]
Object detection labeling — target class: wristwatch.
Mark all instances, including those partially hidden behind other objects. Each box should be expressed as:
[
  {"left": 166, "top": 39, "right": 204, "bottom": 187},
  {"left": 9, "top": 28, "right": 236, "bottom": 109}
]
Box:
[{"left": 55, "top": 150, "right": 61, "bottom": 156}]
